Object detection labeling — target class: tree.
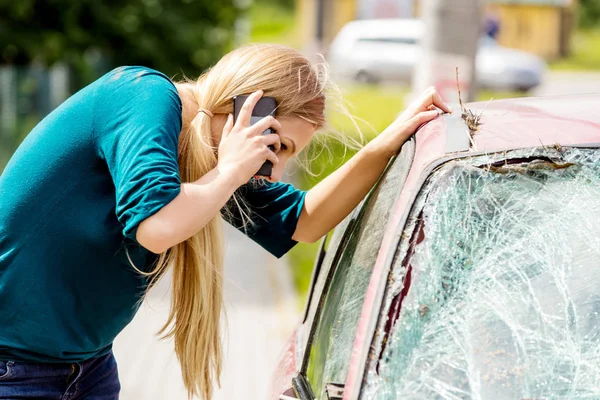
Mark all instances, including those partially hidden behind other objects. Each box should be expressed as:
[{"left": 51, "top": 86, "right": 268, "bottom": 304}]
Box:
[
  {"left": 0, "top": 0, "right": 240, "bottom": 84},
  {"left": 579, "top": 0, "right": 600, "bottom": 29}
]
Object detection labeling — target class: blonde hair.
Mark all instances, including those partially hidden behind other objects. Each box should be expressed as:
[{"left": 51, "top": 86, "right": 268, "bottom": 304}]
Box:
[{"left": 144, "top": 44, "right": 345, "bottom": 400}]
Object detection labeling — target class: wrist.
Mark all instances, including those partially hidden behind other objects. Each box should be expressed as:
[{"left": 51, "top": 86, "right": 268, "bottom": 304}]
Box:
[
  {"left": 198, "top": 165, "right": 242, "bottom": 194},
  {"left": 214, "top": 166, "right": 244, "bottom": 192},
  {"left": 211, "top": 164, "right": 246, "bottom": 191}
]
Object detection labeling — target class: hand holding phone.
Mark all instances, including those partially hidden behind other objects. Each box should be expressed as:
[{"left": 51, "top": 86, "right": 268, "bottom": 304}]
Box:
[{"left": 233, "top": 95, "right": 278, "bottom": 177}]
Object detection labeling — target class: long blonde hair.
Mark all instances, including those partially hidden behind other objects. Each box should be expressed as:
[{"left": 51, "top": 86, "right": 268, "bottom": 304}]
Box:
[{"left": 147, "top": 44, "right": 335, "bottom": 399}]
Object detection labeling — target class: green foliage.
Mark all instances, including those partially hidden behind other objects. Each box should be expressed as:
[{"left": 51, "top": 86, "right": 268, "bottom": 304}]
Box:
[
  {"left": 254, "top": 0, "right": 294, "bottom": 10},
  {"left": 579, "top": 0, "right": 600, "bottom": 29},
  {"left": 550, "top": 29, "right": 600, "bottom": 71},
  {"left": 0, "top": 0, "right": 240, "bottom": 83}
]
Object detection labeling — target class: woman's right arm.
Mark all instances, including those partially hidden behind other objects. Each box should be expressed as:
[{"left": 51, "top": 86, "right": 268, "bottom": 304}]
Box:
[
  {"left": 136, "top": 167, "right": 237, "bottom": 254},
  {"left": 136, "top": 91, "right": 281, "bottom": 254}
]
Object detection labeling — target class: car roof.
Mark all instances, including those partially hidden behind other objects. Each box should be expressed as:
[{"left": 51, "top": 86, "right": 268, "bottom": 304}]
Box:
[
  {"left": 338, "top": 18, "right": 424, "bottom": 40},
  {"left": 343, "top": 94, "right": 600, "bottom": 400},
  {"left": 414, "top": 94, "right": 600, "bottom": 173},
  {"left": 465, "top": 94, "right": 600, "bottom": 151}
]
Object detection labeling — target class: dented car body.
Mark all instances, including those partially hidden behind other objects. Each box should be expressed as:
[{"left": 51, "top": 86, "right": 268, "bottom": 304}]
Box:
[{"left": 272, "top": 94, "right": 600, "bottom": 400}]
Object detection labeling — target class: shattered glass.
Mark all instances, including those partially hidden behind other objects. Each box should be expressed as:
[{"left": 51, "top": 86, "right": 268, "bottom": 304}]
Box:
[{"left": 364, "top": 147, "right": 600, "bottom": 400}]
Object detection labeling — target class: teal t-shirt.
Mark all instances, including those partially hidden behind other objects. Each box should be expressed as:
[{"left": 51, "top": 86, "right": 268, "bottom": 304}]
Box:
[{"left": 0, "top": 66, "right": 306, "bottom": 363}]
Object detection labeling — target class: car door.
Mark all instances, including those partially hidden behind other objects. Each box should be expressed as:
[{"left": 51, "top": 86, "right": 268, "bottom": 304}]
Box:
[{"left": 290, "top": 138, "right": 416, "bottom": 400}]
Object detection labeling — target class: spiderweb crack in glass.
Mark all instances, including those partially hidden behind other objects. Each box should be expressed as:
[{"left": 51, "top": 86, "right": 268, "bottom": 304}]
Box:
[{"left": 364, "top": 148, "right": 600, "bottom": 400}]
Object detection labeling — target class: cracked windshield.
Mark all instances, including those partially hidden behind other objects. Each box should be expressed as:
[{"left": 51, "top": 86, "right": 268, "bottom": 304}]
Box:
[{"left": 365, "top": 148, "right": 600, "bottom": 400}]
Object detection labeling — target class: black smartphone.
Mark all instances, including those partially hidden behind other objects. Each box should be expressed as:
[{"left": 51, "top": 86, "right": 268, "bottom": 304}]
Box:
[{"left": 233, "top": 95, "right": 278, "bottom": 177}]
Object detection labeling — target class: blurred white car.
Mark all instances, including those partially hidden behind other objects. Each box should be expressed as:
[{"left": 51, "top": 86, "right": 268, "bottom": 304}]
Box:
[{"left": 328, "top": 19, "right": 547, "bottom": 91}]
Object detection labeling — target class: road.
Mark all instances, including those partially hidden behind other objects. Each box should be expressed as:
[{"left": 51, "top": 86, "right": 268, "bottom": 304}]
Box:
[
  {"left": 533, "top": 71, "right": 600, "bottom": 97},
  {"left": 113, "top": 223, "right": 300, "bottom": 400}
]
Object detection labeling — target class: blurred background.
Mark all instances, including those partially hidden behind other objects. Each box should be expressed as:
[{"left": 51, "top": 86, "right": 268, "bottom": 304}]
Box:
[{"left": 1, "top": 0, "right": 599, "bottom": 398}]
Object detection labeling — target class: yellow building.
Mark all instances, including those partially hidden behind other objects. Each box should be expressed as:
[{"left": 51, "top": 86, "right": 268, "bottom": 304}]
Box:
[
  {"left": 297, "top": 0, "right": 577, "bottom": 59},
  {"left": 486, "top": 0, "right": 577, "bottom": 59}
]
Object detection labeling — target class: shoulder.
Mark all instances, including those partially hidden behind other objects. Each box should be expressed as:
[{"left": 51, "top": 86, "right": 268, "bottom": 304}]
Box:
[
  {"left": 94, "top": 66, "right": 182, "bottom": 130},
  {"left": 102, "top": 66, "right": 175, "bottom": 88},
  {"left": 98, "top": 66, "right": 180, "bottom": 104}
]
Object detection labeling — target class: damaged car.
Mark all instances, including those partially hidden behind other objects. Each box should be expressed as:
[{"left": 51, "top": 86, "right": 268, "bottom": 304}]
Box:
[{"left": 271, "top": 94, "right": 600, "bottom": 400}]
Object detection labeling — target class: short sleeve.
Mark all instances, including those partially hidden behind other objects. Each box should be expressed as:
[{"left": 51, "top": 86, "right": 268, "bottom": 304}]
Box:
[
  {"left": 226, "top": 181, "right": 307, "bottom": 258},
  {"left": 94, "top": 67, "right": 182, "bottom": 242}
]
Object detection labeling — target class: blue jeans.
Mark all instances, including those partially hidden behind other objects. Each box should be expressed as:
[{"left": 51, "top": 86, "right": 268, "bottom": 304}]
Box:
[{"left": 0, "top": 352, "right": 120, "bottom": 399}]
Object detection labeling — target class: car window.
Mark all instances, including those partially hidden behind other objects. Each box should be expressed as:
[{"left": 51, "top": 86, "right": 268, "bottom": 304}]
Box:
[
  {"left": 356, "top": 37, "right": 418, "bottom": 45},
  {"left": 364, "top": 148, "right": 600, "bottom": 399},
  {"left": 304, "top": 140, "right": 415, "bottom": 399},
  {"left": 301, "top": 207, "right": 357, "bottom": 324}
]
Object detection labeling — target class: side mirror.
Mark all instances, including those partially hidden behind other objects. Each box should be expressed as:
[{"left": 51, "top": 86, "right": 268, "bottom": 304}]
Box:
[
  {"left": 279, "top": 387, "right": 299, "bottom": 400},
  {"left": 293, "top": 375, "right": 316, "bottom": 400}
]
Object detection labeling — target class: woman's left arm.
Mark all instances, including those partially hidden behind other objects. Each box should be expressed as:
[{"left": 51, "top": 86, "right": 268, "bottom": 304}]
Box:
[{"left": 292, "top": 87, "right": 452, "bottom": 243}]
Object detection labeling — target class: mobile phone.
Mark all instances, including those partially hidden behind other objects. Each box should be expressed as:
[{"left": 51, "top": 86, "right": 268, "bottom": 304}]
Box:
[{"left": 233, "top": 95, "right": 278, "bottom": 177}]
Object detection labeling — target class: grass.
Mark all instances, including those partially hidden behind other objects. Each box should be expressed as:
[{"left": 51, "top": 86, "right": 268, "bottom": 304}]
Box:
[
  {"left": 330, "top": 83, "right": 408, "bottom": 138},
  {"left": 248, "top": 2, "right": 298, "bottom": 47},
  {"left": 550, "top": 29, "right": 600, "bottom": 71}
]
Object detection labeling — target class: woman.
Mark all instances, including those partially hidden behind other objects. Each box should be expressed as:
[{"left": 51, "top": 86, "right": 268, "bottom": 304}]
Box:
[{"left": 0, "top": 44, "right": 451, "bottom": 399}]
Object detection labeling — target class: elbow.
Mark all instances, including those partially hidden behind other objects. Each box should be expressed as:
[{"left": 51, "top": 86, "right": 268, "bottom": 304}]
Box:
[
  {"left": 136, "top": 219, "right": 175, "bottom": 254},
  {"left": 292, "top": 229, "right": 323, "bottom": 244},
  {"left": 141, "top": 242, "right": 170, "bottom": 255},
  {"left": 137, "top": 233, "right": 171, "bottom": 254},
  {"left": 292, "top": 216, "right": 325, "bottom": 244},
  {"left": 304, "top": 234, "right": 324, "bottom": 244}
]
